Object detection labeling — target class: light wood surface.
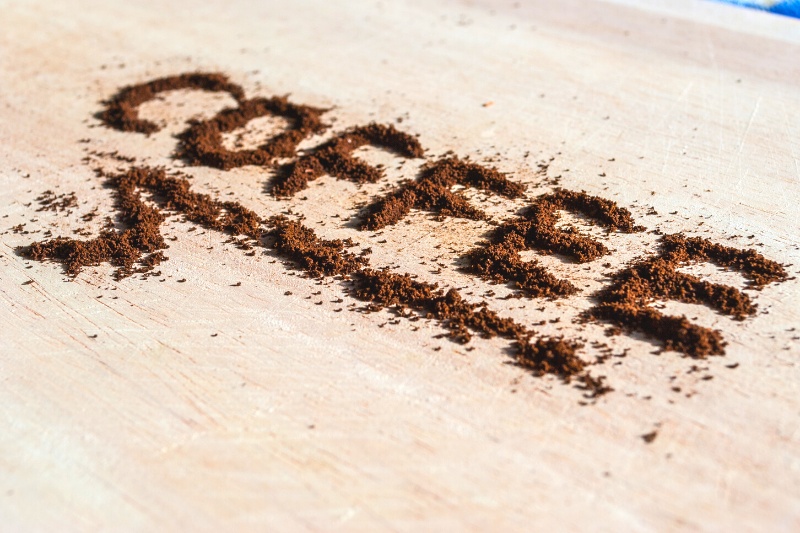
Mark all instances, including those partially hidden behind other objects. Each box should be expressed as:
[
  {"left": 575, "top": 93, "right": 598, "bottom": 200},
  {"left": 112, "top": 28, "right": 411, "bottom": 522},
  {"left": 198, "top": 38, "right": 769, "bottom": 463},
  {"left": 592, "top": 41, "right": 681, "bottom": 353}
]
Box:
[{"left": 1, "top": 0, "right": 799, "bottom": 530}]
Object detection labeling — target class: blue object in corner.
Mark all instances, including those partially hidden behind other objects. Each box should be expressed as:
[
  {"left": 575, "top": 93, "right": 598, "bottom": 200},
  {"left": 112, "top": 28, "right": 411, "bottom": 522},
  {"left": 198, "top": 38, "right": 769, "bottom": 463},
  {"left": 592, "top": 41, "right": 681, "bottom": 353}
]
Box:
[{"left": 712, "top": 0, "right": 800, "bottom": 18}]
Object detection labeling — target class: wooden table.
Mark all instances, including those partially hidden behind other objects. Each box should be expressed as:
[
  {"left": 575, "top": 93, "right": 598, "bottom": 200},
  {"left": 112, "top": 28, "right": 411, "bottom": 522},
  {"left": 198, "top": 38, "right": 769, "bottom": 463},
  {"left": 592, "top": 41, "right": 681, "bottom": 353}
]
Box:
[{"left": 1, "top": 0, "right": 799, "bottom": 530}]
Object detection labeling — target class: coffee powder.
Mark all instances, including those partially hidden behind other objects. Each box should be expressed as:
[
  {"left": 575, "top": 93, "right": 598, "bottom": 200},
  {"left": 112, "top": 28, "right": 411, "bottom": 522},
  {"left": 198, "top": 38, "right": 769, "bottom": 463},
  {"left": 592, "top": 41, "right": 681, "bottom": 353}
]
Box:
[
  {"left": 587, "top": 233, "right": 787, "bottom": 357},
  {"left": 359, "top": 156, "right": 525, "bottom": 230},
  {"left": 18, "top": 71, "right": 792, "bottom": 399},
  {"left": 270, "top": 124, "right": 425, "bottom": 197}
]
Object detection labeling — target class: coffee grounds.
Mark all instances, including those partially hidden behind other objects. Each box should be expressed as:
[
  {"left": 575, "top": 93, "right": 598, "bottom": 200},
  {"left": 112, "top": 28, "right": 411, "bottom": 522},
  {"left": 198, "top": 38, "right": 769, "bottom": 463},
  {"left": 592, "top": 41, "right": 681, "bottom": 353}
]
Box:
[
  {"left": 177, "top": 97, "right": 328, "bottom": 170},
  {"left": 349, "top": 268, "right": 585, "bottom": 378},
  {"left": 642, "top": 430, "right": 658, "bottom": 444},
  {"left": 36, "top": 190, "right": 78, "bottom": 213},
  {"left": 350, "top": 268, "right": 525, "bottom": 343},
  {"left": 21, "top": 162, "right": 592, "bottom": 385},
  {"left": 513, "top": 336, "right": 586, "bottom": 379},
  {"left": 465, "top": 188, "right": 643, "bottom": 297},
  {"left": 660, "top": 234, "right": 787, "bottom": 288},
  {"left": 521, "top": 189, "right": 643, "bottom": 262},
  {"left": 358, "top": 156, "right": 525, "bottom": 230},
  {"left": 99, "top": 73, "right": 247, "bottom": 134},
  {"left": 270, "top": 124, "right": 425, "bottom": 197},
  {"left": 269, "top": 219, "right": 587, "bottom": 382},
  {"left": 269, "top": 215, "right": 367, "bottom": 278},
  {"left": 587, "top": 233, "right": 787, "bottom": 357},
  {"left": 20, "top": 71, "right": 793, "bottom": 400},
  {"left": 20, "top": 166, "right": 261, "bottom": 279},
  {"left": 466, "top": 236, "right": 579, "bottom": 298}
]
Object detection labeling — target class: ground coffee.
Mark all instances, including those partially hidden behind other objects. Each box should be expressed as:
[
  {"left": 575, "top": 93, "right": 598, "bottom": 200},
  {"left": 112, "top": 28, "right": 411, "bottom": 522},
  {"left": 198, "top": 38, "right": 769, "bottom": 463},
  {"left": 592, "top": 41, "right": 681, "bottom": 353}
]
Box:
[{"left": 17, "top": 71, "right": 791, "bottom": 399}]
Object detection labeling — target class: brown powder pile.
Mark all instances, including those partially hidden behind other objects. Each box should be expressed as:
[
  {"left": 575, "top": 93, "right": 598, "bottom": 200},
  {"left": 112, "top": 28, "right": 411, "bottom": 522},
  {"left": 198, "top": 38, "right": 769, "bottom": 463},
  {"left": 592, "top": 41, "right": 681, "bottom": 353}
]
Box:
[
  {"left": 20, "top": 166, "right": 261, "bottom": 279},
  {"left": 465, "top": 189, "right": 643, "bottom": 297},
  {"left": 513, "top": 336, "right": 587, "bottom": 379},
  {"left": 587, "top": 233, "right": 787, "bottom": 357},
  {"left": 270, "top": 124, "right": 425, "bottom": 196},
  {"left": 22, "top": 170, "right": 167, "bottom": 279},
  {"left": 99, "top": 73, "right": 247, "bottom": 134},
  {"left": 178, "top": 97, "right": 328, "bottom": 169},
  {"left": 350, "top": 268, "right": 525, "bottom": 343},
  {"left": 358, "top": 156, "right": 525, "bottom": 230},
  {"left": 269, "top": 215, "right": 367, "bottom": 277},
  {"left": 350, "top": 268, "right": 586, "bottom": 379}
]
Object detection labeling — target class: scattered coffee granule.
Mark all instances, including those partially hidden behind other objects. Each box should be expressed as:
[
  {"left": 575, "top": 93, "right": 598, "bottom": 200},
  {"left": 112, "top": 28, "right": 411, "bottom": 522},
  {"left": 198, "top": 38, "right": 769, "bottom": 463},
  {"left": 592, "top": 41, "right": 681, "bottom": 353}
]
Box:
[
  {"left": 465, "top": 189, "right": 642, "bottom": 297},
  {"left": 587, "top": 233, "right": 787, "bottom": 357},
  {"left": 81, "top": 208, "right": 100, "bottom": 222},
  {"left": 641, "top": 430, "right": 658, "bottom": 444},
  {"left": 268, "top": 215, "right": 367, "bottom": 278},
  {"left": 358, "top": 156, "right": 525, "bottom": 230},
  {"left": 36, "top": 190, "right": 78, "bottom": 212},
  {"left": 270, "top": 123, "right": 424, "bottom": 196},
  {"left": 99, "top": 72, "right": 247, "bottom": 134},
  {"left": 576, "top": 373, "right": 614, "bottom": 398},
  {"left": 177, "top": 96, "right": 328, "bottom": 169}
]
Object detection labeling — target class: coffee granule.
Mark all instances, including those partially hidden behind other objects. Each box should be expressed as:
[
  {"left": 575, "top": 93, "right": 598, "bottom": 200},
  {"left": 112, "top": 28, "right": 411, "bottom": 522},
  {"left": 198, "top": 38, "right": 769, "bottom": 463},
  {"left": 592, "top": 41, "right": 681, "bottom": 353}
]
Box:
[
  {"left": 642, "top": 430, "right": 658, "bottom": 444},
  {"left": 465, "top": 188, "right": 643, "bottom": 297},
  {"left": 270, "top": 123, "right": 425, "bottom": 197},
  {"left": 99, "top": 73, "right": 247, "bottom": 134},
  {"left": 587, "top": 233, "right": 787, "bottom": 357},
  {"left": 358, "top": 156, "right": 525, "bottom": 230}
]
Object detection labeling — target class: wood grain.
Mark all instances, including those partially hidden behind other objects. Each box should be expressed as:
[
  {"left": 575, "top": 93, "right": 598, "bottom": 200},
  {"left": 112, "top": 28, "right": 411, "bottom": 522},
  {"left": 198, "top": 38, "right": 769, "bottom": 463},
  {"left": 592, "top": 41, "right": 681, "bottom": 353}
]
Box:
[{"left": 1, "top": 0, "right": 799, "bottom": 530}]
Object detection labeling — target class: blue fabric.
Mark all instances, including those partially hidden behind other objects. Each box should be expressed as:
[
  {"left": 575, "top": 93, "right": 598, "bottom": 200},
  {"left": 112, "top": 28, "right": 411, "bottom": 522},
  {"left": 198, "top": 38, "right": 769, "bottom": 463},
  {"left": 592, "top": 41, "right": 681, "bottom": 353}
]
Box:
[{"left": 712, "top": 0, "right": 800, "bottom": 18}]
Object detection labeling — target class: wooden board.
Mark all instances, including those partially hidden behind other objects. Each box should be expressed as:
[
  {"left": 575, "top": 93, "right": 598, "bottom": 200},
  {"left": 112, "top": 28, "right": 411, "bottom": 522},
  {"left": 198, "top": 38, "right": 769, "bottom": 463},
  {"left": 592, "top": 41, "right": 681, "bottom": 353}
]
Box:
[{"left": 1, "top": 0, "right": 799, "bottom": 530}]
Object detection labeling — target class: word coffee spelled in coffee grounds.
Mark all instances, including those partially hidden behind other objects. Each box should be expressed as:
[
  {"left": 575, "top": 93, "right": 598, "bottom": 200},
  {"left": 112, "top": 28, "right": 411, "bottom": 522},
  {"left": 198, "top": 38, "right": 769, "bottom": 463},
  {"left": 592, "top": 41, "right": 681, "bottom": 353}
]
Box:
[{"left": 19, "top": 71, "right": 792, "bottom": 400}]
